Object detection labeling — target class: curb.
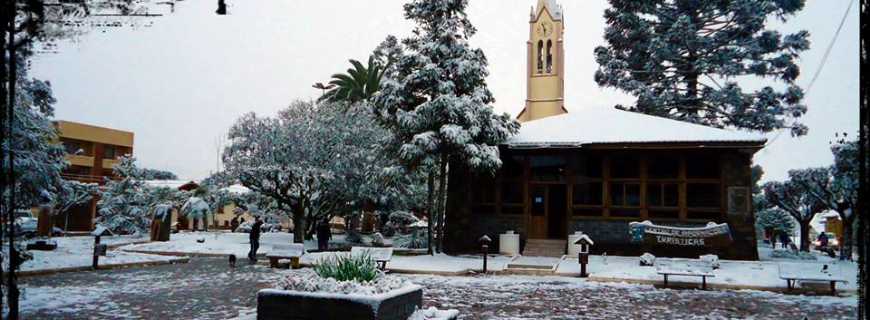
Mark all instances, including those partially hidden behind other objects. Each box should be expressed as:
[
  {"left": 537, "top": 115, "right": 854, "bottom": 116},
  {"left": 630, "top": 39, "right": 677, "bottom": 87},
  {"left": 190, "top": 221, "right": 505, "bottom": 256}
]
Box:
[
  {"left": 121, "top": 249, "right": 267, "bottom": 258},
  {"left": 18, "top": 256, "right": 190, "bottom": 277}
]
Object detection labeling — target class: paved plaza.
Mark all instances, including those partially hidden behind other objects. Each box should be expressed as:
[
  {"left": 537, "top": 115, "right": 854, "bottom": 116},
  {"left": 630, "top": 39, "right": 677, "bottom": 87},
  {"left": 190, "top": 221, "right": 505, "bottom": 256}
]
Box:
[{"left": 18, "top": 257, "right": 856, "bottom": 319}]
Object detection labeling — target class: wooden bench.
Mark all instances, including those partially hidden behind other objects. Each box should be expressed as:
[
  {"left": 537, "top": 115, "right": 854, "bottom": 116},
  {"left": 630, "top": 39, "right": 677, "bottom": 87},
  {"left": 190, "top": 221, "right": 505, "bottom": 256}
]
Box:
[
  {"left": 656, "top": 259, "right": 715, "bottom": 290},
  {"left": 778, "top": 263, "right": 848, "bottom": 295},
  {"left": 267, "top": 244, "right": 305, "bottom": 269},
  {"left": 351, "top": 247, "right": 393, "bottom": 271}
]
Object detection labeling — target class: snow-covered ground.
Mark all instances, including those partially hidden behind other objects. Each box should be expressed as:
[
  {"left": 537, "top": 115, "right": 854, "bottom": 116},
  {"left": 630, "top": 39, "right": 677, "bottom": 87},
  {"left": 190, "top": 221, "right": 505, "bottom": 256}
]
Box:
[
  {"left": 120, "top": 232, "right": 300, "bottom": 257},
  {"left": 8, "top": 235, "right": 181, "bottom": 273}
]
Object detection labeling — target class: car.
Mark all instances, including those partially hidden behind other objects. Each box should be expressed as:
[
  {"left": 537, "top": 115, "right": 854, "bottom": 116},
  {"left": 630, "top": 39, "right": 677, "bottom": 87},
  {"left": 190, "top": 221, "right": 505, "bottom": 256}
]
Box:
[
  {"left": 813, "top": 232, "right": 840, "bottom": 256},
  {"left": 235, "top": 221, "right": 281, "bottom": 233},
  {"left": 13, "top": 210, "right": 38, "bottom": 238}
]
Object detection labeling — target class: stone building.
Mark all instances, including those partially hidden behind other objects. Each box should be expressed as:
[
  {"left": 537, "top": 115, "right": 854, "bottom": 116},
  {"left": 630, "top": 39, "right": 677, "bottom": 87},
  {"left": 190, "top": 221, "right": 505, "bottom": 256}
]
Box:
[{"left": 445, "top": 0, "right": 765, "bottom": 260}]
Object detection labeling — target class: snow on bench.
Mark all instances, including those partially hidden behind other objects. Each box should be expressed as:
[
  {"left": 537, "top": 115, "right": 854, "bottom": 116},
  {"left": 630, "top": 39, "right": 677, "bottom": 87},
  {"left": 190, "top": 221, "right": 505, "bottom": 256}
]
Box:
[
  {"left": 351, "top": 247, "right": 393, "bottom": 271},
  {"left": 778, "top": 263, "right": 848, "bottom": 295},
  {"left": 267, "top": 244, "right": 305, "bottom": 268},
  {"left": 656, "top": 259, "right": 715, "bottom": 290}
]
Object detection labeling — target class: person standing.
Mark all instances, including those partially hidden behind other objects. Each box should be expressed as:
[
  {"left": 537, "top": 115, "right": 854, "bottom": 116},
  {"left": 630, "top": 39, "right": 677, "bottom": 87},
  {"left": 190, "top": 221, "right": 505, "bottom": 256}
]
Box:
[
  {"left": 316, "top": 219, "right": 331, "bottom": 251},
  {"left": 248, "top": 217, "right": 263, "bottom": 262},
  {"left": 230, "top": 216, "right": 239, "bottom": 233}
]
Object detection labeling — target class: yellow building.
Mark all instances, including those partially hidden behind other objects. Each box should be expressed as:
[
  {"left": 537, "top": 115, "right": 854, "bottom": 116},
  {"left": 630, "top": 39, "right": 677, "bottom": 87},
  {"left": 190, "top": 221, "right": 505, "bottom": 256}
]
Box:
[
  {"left": 55, "top": 120, "right": 134, "bottom": 231},
  {"left": 516, "top": 0, "right": 568, "bottom": 122}
]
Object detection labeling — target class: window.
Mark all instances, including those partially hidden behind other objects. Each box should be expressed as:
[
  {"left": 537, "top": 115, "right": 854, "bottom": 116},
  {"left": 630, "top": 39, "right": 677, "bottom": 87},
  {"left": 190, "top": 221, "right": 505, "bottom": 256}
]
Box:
[
  {"left": 546, "top": 40, "right": 553, "bottom": 73},
  {"left": 686, "top": 155, "right": 720, "bottom": 178},
  {"left": 471, "top": 175, "right": 496, "bottom": 204},
  {"left": 610, "top": 182, "right": 640, "bottom": 207},
  {"left": 648, "top": 156, "right": 679, "bottom": 179},
  {"left": 687, "top": 183, "right": 720, "bottom": 208},
  {"left": 501, "top": 182, "right": 523, "bottom": 204},
  {"left": 571, "top": 154, "right": 602, "bottom": 178},
  {"left": 503, "top": 155, "right": 525, "bottom": 179},
  {"left": 103, "top": 145, "right": 117, "bottom": 159},
  {"left": 610, "top": 156, "right": 640, "bottom": 178},
  {"left": 537, "top": 40, "right": 544, "bottom": 73},
  {"left": 530, "top": 155, "right": 566, "bottom": 182},
  {"left": 63, "top": 141, "right": 82, "bottom": 155},
  {"left": 530, "top": 186, "right": 545, "bottom": 216},
  {"left": 572, "top": 182, "right": 602, "bottom": 206},
  {"left": 647, "top": 183, "right": 678, "bottom": 207}
]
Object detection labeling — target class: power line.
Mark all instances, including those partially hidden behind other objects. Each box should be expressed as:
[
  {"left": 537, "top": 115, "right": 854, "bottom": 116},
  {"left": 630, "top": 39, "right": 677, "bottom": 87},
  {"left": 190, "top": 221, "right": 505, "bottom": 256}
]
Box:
[{"left": 765, "top": 0, "right": 856, "bottom": 147}]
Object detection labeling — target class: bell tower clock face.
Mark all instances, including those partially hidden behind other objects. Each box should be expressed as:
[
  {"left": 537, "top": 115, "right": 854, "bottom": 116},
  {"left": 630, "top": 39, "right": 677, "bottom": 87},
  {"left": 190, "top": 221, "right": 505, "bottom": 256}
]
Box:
[{"left": 536, "top": 22, "right": 552, "bottom": 37}]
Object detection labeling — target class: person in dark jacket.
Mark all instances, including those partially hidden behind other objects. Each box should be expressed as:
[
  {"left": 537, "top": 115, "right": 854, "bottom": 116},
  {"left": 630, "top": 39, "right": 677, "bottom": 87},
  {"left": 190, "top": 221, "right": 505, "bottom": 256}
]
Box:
[
  {"left": 248, "top": 217, "right": 264, "bottom": 262},
  {"left": 316, "top": 219, "right": 332, "bottom": 251},
  {"left": 778, "top": 231, "right": 790, "bottom": 250},
  {"left": 230, "top": 216, "right": 239, "bottom": 233}
]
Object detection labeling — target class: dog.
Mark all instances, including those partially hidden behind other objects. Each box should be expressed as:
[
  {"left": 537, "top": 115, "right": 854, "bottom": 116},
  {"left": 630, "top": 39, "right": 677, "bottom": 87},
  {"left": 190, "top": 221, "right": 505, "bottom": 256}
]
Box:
[{"left": 229, "top": 254, "right": 237, "bottom": 268}]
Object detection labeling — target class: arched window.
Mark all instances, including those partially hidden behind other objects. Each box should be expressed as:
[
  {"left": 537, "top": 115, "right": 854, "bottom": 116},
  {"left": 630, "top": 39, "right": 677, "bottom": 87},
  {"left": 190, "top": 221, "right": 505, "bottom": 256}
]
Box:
[
  {"left": 546, "top": 40, "right": 553, "bottom": 73},
  {"left": 537, "top": 40, "right": 544, "bottom": 73}
]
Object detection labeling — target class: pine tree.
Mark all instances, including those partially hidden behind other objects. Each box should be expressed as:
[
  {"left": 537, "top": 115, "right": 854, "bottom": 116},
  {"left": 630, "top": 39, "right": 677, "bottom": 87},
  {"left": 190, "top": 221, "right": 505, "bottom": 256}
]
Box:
[
  {"left": 594, "top": 0, "right": 811, "bottom": 136},
  {"left": 96, "top": 156, "right": 152, "bottom": 234}
]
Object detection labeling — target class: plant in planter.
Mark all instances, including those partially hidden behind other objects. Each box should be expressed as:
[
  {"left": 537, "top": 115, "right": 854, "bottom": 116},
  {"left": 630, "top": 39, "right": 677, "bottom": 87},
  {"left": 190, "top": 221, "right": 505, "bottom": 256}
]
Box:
[{"left": 258, "top": 253, "right": 422, "bottom": 320}]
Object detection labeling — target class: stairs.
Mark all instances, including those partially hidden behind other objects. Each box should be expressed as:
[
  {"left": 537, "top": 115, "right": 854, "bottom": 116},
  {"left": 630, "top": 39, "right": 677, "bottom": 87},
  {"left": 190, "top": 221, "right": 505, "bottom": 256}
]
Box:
[{"left": 522, "top": 239, "right": 566, "bottom": 258}]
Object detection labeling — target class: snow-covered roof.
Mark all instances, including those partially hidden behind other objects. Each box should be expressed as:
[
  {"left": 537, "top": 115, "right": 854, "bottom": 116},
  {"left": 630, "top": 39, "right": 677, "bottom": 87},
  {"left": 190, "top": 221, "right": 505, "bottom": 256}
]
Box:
[
  {"left": 507, "top": 107, "right": 766, "bottom": 148},
  {"left": 144, "top": 180, "right": 198, "bottom": 190},
  {"left": 221, "top": 184, "right": 251, "bottom": 195}
]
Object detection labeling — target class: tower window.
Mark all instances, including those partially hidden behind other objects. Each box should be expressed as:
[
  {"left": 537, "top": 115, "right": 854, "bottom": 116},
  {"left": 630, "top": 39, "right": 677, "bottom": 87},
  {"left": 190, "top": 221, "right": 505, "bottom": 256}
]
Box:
[
  {"left": 537, "top": 40, "right": 544, "bottom": 73},
  {"left": 546, "top": 40, "right": 553, "bottom": 73}
]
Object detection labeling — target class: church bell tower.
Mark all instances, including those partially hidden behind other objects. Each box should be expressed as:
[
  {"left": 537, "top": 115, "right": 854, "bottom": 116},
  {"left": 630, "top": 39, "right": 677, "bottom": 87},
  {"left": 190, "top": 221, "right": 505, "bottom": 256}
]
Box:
[{"left": 517, "top": 0, "right": 567, "bottom": 122}]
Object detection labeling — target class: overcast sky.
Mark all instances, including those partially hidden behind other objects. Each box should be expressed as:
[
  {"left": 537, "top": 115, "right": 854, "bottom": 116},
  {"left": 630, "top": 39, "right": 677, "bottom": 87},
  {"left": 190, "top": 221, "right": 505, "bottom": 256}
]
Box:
[{"left": 30, "top": 0, "right": 859, "bottom": 182}]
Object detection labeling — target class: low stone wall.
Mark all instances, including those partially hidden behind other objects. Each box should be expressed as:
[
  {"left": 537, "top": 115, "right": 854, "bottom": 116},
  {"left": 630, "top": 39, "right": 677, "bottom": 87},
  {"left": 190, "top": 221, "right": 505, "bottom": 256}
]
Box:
[{"left": 257, "top": 285, "right": 422, "bottom": 320}]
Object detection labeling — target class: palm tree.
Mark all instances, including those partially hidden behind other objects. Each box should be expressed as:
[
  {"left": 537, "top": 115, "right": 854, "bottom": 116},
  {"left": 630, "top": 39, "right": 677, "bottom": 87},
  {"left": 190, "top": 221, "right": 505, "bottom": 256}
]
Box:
[{"left": 319, "top": 55, "right": 388, "bottom": 104}]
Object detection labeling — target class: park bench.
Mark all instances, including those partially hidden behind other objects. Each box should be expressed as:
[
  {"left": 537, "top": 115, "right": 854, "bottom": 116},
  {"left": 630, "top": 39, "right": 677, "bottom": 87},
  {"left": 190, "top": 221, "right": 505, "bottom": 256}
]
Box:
[
  {"left": 656, "top": 259, "right": 716, "bottom": 290},
  {"left": 351, "top": 247, "right": 393, "bottom": 271},
  {"left": 267, "top": 244, "right": 305, "bottom": 269},
  {"left": 778, "top": 263, "right": 848, "bottom": 295}
]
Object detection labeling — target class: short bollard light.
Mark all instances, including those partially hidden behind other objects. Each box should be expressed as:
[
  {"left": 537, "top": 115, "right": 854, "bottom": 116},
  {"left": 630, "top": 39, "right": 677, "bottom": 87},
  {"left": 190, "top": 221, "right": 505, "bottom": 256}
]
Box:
[
  {"left": 479, "top": 235, "right": 492, "bottom": 273},
  {"left": 91, "top": 225, "right": 109, "bottom": 270},
  {"left": 573, "top": 233, "right": 594, "bottom": 278}
]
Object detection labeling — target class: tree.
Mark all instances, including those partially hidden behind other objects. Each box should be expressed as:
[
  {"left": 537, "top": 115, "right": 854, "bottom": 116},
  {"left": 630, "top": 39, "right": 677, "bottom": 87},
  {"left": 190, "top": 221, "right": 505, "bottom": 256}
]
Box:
[
  {"left": 319, "top": 56, "right": 389, "bottom": 104},
  {"left": 181, "top": 197, "right": 210, "bottom": 231},
  {"left": 49, "top": 179, "right": 99, "bottom": 233},
  {"left": 223, "top": 101, "right": 410, "bottom": 243},
  {"left": 764, "top": 169, "right": 828, "bottom": 251},
  {"left": 594, "top": 0, "right": 811, "bottom": 136},
  {"left": 755, "top": 207, "right": 796, "bottom": 238},
  {"left": 373, "top": 0, "right": 520, "bottom": 253},
  {"left": 96, "top": 156, "right": 152, "bottom": 234},
  {"left": 141, "top": 168, "right": 178, "bottom": 180}
]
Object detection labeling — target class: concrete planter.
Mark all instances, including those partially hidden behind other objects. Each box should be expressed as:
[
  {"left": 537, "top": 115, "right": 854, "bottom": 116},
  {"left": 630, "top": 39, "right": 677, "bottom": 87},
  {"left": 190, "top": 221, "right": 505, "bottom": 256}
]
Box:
[{"left": 257, "top": 285, "right": 422, "bottom": 320}]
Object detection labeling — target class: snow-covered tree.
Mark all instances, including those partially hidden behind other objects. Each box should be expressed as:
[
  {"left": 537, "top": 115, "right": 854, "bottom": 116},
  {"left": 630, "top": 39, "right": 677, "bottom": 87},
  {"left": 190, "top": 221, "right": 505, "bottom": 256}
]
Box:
[
  {"left": 764, "top": 169, "right": 828, "bottom": 252},
  {"left": 594, "top": 0, "right": 811, "bottom": 136},
  {"left": 223, "top": 101, "right": 413, "bottom": 243},
  {"left": 141, "top": 168, "right": 178, "bottom": 180},
  {"left": 792, "top": 138, "right": 860, "bottom": 259},
  {"left": 373, "top": 0, "right": 520, "bottom": 252},
  {"left": 755, "top": 207, "right": 796, "bottom": 236},
  {"left": 181, "top": 197, "right": 210, "bottom": 231},
  {"left": 96, "top": 156, "right": 152, "bottom": 234},
  {"left": 2, "top": 78, "right": 67, "bottom": 210},
  {"left": 49, "top": 179, "right": 99, "bottom": 233}
]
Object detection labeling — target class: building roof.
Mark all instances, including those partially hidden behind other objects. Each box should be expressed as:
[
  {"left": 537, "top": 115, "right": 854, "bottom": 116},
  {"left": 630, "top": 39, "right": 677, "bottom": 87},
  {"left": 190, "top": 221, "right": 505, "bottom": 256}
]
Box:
[
  {"left": 144, "top": 180, "right": 199, "bottom": 190},
  {"left": 506, "top": 106, "right": 767, "bottom": 148}
]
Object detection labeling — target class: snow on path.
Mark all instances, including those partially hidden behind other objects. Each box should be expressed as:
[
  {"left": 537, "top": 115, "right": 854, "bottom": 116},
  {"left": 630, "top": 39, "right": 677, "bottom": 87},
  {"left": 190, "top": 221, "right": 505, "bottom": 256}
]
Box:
[
  {"left": 120, "top": 232, "right": 298, "bottom": 257},
  {"left": 7, "top": 235, "right": 179, "bottom": 273}
]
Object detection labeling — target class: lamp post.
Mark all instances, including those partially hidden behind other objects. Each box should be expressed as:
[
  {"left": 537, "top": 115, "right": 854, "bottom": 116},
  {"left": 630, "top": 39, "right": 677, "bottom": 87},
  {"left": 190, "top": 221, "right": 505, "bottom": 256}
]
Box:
[
  {"left": 479, "top": 235, "right": 492, "bottom": 273},
  {"left": 573, "top": 233, "right": 594, "bottom": 278}
]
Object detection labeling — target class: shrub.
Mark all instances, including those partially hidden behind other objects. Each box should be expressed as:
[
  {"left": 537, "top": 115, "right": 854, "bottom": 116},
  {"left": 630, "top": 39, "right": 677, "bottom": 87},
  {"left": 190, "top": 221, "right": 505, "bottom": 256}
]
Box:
[
  {"left": 393, "top": 228, "right": 428, "bottom": 249},
  {"left": 314, "top": 253, "right": 379, "bottom": 282}
]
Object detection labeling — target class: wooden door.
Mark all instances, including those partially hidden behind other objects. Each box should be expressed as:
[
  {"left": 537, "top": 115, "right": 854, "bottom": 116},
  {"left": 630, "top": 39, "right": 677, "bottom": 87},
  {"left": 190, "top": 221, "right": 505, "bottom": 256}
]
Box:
[{"left": 528, "top": 184, "right": 547, "bottom": 238}]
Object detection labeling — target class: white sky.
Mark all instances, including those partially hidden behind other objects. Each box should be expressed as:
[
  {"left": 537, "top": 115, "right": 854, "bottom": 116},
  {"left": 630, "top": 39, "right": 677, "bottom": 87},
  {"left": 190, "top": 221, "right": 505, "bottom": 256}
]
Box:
[{"left": 30, "top": 0, "right": 859, "bottom": 182}]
